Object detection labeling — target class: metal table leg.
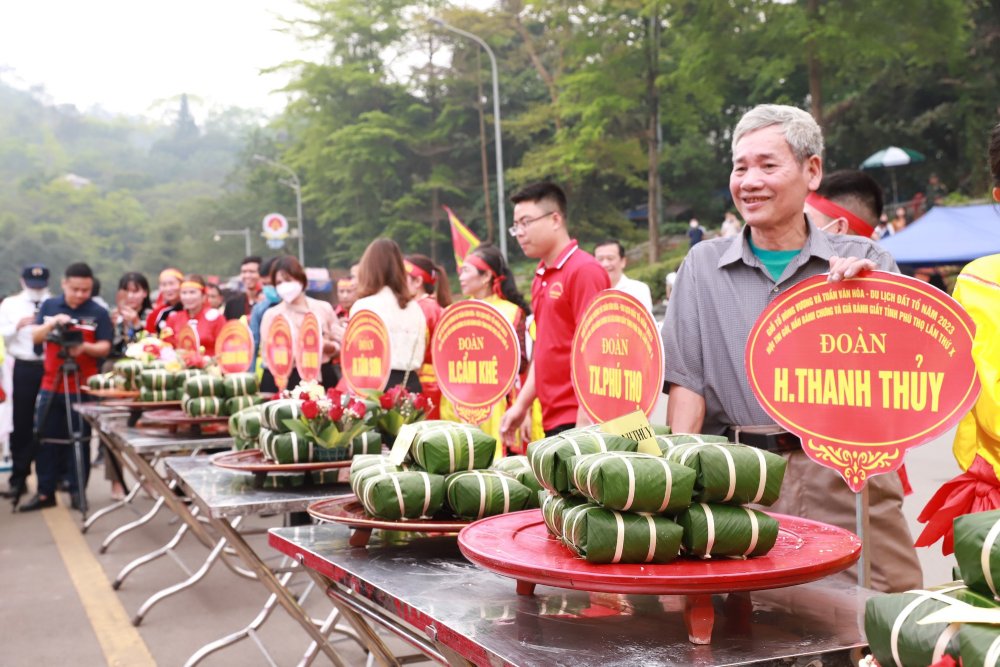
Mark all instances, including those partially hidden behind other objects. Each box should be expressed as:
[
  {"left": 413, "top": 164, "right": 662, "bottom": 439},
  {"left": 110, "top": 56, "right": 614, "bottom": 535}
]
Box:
[
  {"left": 113, "top": 507, "right": 197, "bottom": 589},
  {"left": 100, "top": 495, "right": 165, "bottom": 554},
  {"left": 188, "top": 516, "right": 351, "bottom": 667},
  {"left": 133, "top": 516, "right": 243, "bottom": 626}
]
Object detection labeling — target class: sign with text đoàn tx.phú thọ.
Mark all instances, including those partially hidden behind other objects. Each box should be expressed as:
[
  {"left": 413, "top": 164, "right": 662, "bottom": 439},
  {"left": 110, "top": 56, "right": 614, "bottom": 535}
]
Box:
[
  {"left": 570, "top": 289, "right": 664, "bottom": 423},
  {"left": 745, "top": 271, "right": 980, "bottom": 492},
  {"left": 264, "top": 314, "right": 295, "bottom": 391},
  {"left": 296, "top": 312, "right": 323, "bottom": 383},
  {"left": 432, "top": 300, "right": 520, "bottom": 425},
  {"left": 341, "top": 310, "right": 391, "bottom": 394},
  {"left": 176, "top": 323, "right": 199, "bottom": 354},
  {"left": 214, "top": 320, "right": 253, "bottom": 373}
]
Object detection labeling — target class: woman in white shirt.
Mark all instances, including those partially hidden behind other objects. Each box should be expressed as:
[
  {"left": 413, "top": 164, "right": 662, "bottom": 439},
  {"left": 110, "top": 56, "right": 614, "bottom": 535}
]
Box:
[
  {"left": 350, "top": 238, "right": 426, "bottom": 393},
  {"left": 260, "top": 256, "right": 343, "bottom": 391}
]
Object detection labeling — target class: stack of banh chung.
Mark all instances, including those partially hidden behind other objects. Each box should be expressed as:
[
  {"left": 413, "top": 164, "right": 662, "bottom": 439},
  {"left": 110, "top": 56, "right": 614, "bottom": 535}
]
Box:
[
  {"left": 533, "top": 429, "right": 787, "bottom": 564},
  {"left": 255, "top": 398, "right": 380, "bottom": 464},
  {"left": 182, "top": 372, "right": 262, "bottom": 418},
  {"left": 865, "top": 508, "right": 1000, "bottom": 666},
  {"left": 348, "top": 421, "right": 538, "bottom": 522}
]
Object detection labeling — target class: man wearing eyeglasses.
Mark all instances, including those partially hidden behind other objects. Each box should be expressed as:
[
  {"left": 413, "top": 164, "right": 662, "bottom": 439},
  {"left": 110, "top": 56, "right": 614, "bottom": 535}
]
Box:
[{"left": 500, "top": 182, "right": 610, "bottom": 444}]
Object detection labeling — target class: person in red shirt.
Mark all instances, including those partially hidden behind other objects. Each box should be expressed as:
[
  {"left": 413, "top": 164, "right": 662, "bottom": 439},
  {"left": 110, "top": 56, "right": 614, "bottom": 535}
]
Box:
[
  {"left": 163, "top": 274, "right": 225, "bottom": 355},
  {"left": 499, "top": 182, "right": 610, "bottom": 442},
  {"left": 145, "top": 268, "right": 183, "bottom": 335},
  {"left": 405, "top": 254, "right": 452, "bottom": 419}
]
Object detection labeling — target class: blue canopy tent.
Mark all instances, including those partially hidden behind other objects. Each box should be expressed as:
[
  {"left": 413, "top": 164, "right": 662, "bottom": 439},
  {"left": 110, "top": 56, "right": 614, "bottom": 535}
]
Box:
[{"left": 878, "top": 204, "right": 1000, "bottom": 267}]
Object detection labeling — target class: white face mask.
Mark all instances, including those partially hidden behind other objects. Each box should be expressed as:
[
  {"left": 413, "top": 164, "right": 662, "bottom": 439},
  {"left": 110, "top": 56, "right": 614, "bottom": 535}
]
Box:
[
  {"left": 276, "top": 281, "right": 303, "bottom": 304},
  {"left": 26, "top": 288, "right": 47, "bottom": 301},
  {"left": 818, "top": 217, "right": 845, "bottom": 233}
]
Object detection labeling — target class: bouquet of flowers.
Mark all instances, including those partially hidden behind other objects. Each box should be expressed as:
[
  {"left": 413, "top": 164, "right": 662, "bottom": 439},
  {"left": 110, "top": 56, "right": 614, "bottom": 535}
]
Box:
[
  {"left": 282, "top": 381, "right": 371, "bottom": 449},
  {"left": 125, "top": 333, "right": 177, "bottom": 365},
  {"left": 369, "top": 385, "right": 433, "bottom": 440}
]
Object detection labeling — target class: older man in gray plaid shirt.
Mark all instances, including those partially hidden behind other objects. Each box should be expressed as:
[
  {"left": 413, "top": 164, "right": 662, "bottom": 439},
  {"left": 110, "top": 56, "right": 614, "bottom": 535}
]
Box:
[{"left": 661, "top": 104, "right": 921, "bottom": 592}]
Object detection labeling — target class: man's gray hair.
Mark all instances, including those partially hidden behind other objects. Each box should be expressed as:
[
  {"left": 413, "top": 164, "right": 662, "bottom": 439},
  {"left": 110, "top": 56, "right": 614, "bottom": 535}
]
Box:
[{"left": 732, "top": 104, "right": 824, "bottom": 163}]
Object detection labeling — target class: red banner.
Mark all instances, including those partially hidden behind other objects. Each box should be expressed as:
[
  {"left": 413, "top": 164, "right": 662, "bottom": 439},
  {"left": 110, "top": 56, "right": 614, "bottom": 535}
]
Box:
[
  {"left": 214, "top": 320, "right": 254, "bottom": 374},
  {"left": 176, "top": 324, "right": 199, "bottom": 354},
  {"left": 296, "top": 312, "right": 323, "bottom": 383},
  {"left": 432, "top": 300, "right": 520, "bottom": 424},
  {"left": 570, "top": 290, "right": 664, "bottom": 423},
  {"left": 746, "top": 271, "right": 980, "bottom": 492},
  {"left": 264, "top": 314, "right": 295, "bottom": 391},
  {"left": 341, "top": 310, "right": 391, "bottom": 394}
]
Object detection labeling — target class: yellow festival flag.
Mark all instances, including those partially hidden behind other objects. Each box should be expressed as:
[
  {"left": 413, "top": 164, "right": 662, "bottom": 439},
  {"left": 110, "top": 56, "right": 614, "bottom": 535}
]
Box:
[{"left": 443, "top": 205, "right": 481, "bottom": 266}]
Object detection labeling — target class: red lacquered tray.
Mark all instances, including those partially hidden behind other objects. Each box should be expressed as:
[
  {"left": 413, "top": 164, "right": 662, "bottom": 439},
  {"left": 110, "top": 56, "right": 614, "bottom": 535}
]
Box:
[
  {"left": 212, "top": 449, "right": 354, "bottom": 474},
  {"left": 458, "top": 509, "right": 861, "bottom": 645},
  {"left": 141, "top": 409, "right": 229, "bottom": 425},
  {"left": 309, "top": 495, "right": 471, "bottom": 547},
  {"left": 81, "top": 388, "right": 141, "bottom": 399}
]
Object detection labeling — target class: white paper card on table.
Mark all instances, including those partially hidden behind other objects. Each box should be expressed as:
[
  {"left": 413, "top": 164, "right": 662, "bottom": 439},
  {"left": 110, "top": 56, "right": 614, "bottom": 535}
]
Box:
[
  {"left": 917, "top": 602, "right": 1000, "bottom": 626},
  {"left": 599, "top": 410, "right": 661, "bottom": 456},
  {"left": 388, "top": 423, "right": 420, "bottom": 467}
]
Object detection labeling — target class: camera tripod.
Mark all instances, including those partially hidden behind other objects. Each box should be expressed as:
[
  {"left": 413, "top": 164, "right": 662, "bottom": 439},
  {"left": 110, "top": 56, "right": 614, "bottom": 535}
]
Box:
[{"left": 21, "top": 351, "right": 90, "bottom": 518}]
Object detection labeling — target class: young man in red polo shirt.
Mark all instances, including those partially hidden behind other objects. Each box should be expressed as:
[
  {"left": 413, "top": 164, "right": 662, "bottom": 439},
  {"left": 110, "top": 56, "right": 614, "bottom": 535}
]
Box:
[{"left": 500, "top": 182, "right": 610, "bottom": 443}]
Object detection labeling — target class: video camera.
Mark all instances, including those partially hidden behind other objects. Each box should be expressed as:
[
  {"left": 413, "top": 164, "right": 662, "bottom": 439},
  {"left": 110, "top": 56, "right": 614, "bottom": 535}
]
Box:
[{"left": 46, "top": 319, "right": 84, "bottom": 348}]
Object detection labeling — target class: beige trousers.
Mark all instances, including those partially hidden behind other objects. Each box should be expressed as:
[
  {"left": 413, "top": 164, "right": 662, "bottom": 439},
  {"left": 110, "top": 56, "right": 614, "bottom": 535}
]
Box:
[{"left": 760, "top": 451, "right": 923, "bottom": 593}]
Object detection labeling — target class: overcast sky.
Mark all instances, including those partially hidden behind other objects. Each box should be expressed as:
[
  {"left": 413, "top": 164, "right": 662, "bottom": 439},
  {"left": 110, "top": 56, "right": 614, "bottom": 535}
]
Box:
[
  {"left": 0, "top": 1, "right": 497, "bottom": 121},
  {"left": 0, "top": 1, "right": 344, "bottom": 119}
]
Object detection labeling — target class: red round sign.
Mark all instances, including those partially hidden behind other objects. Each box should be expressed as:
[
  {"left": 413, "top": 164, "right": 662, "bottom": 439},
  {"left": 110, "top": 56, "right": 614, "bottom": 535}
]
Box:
[
  {"left": 432, "top": 300, "right": 520, "bottom": 424},
  {"left": 264, "top": 314, "right": 295, "bottom": 391},
  {"left": 746, "top": 271, "right": 980, "bottom": 492},
  {"left": 296, "top": 312, "right": 323, "bottom": 383},
  {"left": 341, "top": 310, "right": 391, "bottom": 394},
  {"left": 570, "top": 290, "right": 664, "bottom": 423},
  {"left": 176, "top": 324, "right": 200, "bottom": 354},
  {"left": 215, "top": 320, "right": 254, "bottom": 373}
]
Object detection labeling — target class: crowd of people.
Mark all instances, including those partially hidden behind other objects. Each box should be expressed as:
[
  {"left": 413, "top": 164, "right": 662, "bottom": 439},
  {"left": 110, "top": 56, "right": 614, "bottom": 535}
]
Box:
[{"left": 2, "top": 105, "right": 997, "bottom": 600}]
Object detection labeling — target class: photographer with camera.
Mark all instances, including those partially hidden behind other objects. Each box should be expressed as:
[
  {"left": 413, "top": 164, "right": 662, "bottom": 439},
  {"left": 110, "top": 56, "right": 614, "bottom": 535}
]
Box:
[{"left": 20, "top": 263, "right": 112, "bottom": 512}]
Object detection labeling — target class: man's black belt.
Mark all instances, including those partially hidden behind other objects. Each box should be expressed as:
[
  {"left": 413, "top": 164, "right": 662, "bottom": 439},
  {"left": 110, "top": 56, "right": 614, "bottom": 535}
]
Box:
[
  {"left": 13, "top": 358, "right": 44, "bottom": 366},
  {"left": 724, "top": 428, "right": 801, "bottom": 453}
]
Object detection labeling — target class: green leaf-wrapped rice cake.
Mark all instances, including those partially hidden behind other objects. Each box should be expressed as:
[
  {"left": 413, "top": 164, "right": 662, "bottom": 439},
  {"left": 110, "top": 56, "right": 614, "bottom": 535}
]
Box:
[
  {"left": 140, "top": 388, "right": 176, "bottom": 402},
  {"left": 261, "top": 430, "right": 351, "bottom": 464},
  {"left": 445, "top": 470, "right": 532, "bottom": 520},
  {"left": 140, "top": 369, "right": 176, "bottom": 391},
  {"left": 351, "top": 430, "right": 382, "bottom": 457},
  {"left": 540, "top": 492, "right": 588, "bottom": 538},
  {"left": 87, "top": 373, "right": 123, "bottom": 390},
  {"left": 664, "top": 442, "right": 786, "bottom": 506},
  {"left": 490, "top": 455, "right": 544, "bottom": 497},
  {"left": 561, "top": 503, "right": 683, "bottom": 564},
  {"left": 570, "top": 451, "right": 695, "bottom": 514},
  {"left": 360, "top": 470, "right": 445, "bottom": 520},
  {"left": 175, "top": 368, "right": 207, "bottom": 383},
  {"left": 350, "top": 456, "right": 408, "bottom": 496},
  {"left": 675, "top": 503, "right": 779, "bottom": 557},
  {"left": 260, "top": 399, "right": 302, "bottom": 432},
  {"left": 225, "top": 395, "right": 260, "bottom": 416},
  {"left": 865, "top": 583, "right": 1000, "bottom": 667},
  {"left": 113, "top": 359, "right": 144, "bottom": 389},
  {"left": 410, "top": 423, "right": 496, "bottom": 474},
  {"left": 954, "top": 509, "right": 1000, "bottom": 598},
  {"left": 183, "top": 396, "right": 225, "bottom": 417},
  {"left": 652, "top": 433, "right": 729, "bottom": 455},
  {"left": 184, "top": 375, "right": 225, "bottom": 398},
  {"left": 223, "top": 373, "right": 258, "bottom": 398},
  {"left": 232, "top": 436, "right": 256, "bottom": 451},
  {"left": 229, "top": 406, "right": 263, "bottom": 441},
  {"left": 957, "top": 623, "right": 1000, "bottom": 667},
  {"left": 527, "top": 428, "right": 638, "bottom": 495}
]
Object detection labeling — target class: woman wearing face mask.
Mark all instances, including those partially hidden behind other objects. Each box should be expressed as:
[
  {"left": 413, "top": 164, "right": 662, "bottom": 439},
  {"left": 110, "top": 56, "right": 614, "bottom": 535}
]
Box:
[
  {"left": 351, "top": 239, "right": 426, "bottom": 394},
  {"left": 259, "top": 256, "right": 343, "bottom": 391},
  {"left": 441, "top": 244, "right": 532, "bottom": 455},
  {"left": 163, "top": 274, "right": 225, "bottom": 354},
  {"left": 109, "top": 272, "right": 153, "bottom": 362},
  {"left": 405, "top": 254, "right": 451, "bottom": 419},
  {"left": 145, "top": 268, "right": 184, "bottom": 335}
]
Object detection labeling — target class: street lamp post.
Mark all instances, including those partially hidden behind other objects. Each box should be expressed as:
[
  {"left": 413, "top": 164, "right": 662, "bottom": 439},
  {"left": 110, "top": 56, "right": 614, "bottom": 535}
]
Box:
[
  {"left": 252, "top": 155, "right": 305, "bottom": 265},
  {"left": 213, "top": 227, "right": 252, "bottom": 256},
  {"left": 429, "top": 17, "right": 508, "bottom": 259}
]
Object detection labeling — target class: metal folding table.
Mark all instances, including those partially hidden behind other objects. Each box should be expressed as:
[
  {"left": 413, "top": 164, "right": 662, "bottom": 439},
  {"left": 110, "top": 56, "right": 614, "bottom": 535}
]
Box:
[{"left": 269, "top": 523, "right": 875, "bottom": 667}]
